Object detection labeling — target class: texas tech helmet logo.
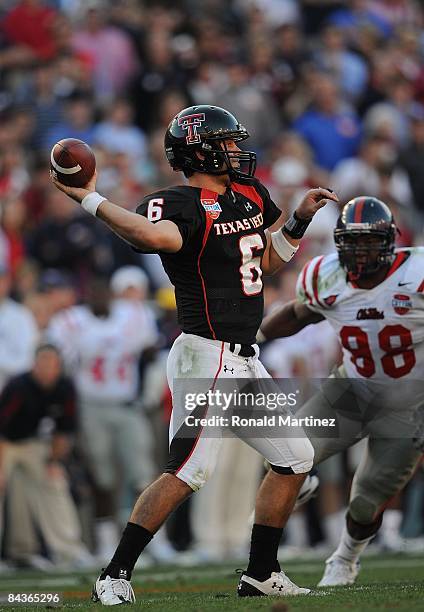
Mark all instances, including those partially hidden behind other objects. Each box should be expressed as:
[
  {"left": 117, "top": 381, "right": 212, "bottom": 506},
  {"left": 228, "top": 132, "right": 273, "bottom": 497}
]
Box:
[{"left": 178, "top": 113, "right": 205, "bottom": 144}]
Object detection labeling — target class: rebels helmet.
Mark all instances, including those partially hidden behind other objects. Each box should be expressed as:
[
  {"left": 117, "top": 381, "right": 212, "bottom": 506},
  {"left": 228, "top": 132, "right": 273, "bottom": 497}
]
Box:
[
  {"left": 334, "top": 196, "right": 396, "bottom": 279},
  {"left": 164, "top": 105, "right": 256, "bottom": 179}
]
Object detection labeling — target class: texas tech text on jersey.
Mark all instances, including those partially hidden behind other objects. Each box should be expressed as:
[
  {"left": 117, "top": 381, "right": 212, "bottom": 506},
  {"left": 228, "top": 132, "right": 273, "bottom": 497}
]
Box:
[{"left": 136, "top": 178, "right": 280, "bottom": 345}]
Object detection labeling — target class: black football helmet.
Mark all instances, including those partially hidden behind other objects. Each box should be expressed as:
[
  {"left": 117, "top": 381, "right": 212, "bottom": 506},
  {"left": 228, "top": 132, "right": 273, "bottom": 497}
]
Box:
[
  {"left": 334, "top": 196, "right": 396, "bottom": 279},
  {"left": 164, "top": 105, "right": 256, "bottom": 179}
]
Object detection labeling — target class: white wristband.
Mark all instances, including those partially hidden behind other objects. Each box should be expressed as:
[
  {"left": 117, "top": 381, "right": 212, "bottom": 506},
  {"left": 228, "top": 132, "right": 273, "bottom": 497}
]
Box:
[
  {"left": 256, "top": 328, "right": 267, "bottom": 343},
  {"left": 271, "top": 229, "right": 299, "bottom": 262},
  {"left": 81, "top": 192, "right": 107, "bottom": 216}
]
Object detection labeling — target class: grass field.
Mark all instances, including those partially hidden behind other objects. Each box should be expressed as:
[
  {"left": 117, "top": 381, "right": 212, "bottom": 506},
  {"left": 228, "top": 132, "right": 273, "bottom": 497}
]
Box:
[{"left": 0, "top": 553, "right": 423, "bottom": 611}]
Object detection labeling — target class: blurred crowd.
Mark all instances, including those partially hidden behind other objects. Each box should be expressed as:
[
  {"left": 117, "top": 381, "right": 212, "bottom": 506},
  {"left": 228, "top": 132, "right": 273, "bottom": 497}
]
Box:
[{"left": 0, "top": 0, "right": 423, "bottom": 570}]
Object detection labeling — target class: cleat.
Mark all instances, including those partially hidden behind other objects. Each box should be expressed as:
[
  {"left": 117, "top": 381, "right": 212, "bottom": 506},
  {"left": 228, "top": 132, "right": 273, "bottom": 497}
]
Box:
[
  {"left": 92, "top": 574, "right": 136, "bottom": 606},
  {"left": 294, "top": 474, "right": 319, "bottom": 510},
  {"left": 317, "top": 555, "right": 360, "bottom": 587},
  {"left": 237, "top": 570, "right": 310, "bottom": 597}
]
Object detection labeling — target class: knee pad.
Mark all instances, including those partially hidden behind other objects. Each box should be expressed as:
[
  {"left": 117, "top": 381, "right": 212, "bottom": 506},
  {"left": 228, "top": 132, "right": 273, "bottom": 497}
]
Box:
[
  {"left": 346, "top": 509, "right": 383, "bottom": 540},
  {"left": 349, "top": 494, "right": 379, "bottom": 526}
]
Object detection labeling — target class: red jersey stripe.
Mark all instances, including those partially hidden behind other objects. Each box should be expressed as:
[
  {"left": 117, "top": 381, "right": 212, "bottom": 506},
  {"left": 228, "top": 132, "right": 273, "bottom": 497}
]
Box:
[
  {"left": 231, "top": 182, "right": 263, "bottom": 211},
  {"left": 301, "top": 260, "right": 313, "bottom": 305},
  {"left": 312, "top": 256, "right": 325, "bottom": 307},
  {"left": 198, "top": 188, "right": 218, "bottom": 340},
  {"left": 350, "top": 251, "right": 410, "bottom": 287},
  {"left": 385, "top": 251, "right": 410, "bottom": 279}
]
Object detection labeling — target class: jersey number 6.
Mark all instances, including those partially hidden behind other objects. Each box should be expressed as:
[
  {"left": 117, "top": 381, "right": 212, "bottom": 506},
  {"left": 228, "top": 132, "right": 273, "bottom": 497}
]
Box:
[
  {"left": 239, "top": 233, "right": 263, "bottom": 296},
  {"left": 147, "top": 198, "right": 164, "bottom": 222}
]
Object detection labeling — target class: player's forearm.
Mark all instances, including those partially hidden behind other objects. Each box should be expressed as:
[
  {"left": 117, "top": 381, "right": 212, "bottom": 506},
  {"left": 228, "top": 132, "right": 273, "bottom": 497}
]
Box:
[
  {"left": 96, "top": 200, "right": 159, "bottom": 249},
  {"left": 96, "top": 200, "right": 181, "bottom": 252},
  {"left": 260, "top": 302, "right": 305, "bottom": 339},
  {"left": 266, "top": 235, "right": 301, "bottom": 274},
  {"left": 260, "top": 300, "right": 321, "bottom": 340},
  {"left": 49, "top": 174, "right": 156, "bottom": 247},
  {"left": 262, "top": 229, "right": 300, "bottom": 275}
]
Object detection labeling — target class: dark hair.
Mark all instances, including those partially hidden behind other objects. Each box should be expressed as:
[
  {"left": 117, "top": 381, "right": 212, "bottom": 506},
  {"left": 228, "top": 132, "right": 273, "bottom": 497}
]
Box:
[{"left": 35, "top": 343, "right": 61, "bottom": 357}]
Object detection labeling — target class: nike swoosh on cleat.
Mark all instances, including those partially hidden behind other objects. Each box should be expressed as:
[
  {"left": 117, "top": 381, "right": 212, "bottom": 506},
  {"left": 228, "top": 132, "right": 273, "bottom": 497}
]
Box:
[{"left": 398, "top": 282, "right": 412, "bottom": 286}]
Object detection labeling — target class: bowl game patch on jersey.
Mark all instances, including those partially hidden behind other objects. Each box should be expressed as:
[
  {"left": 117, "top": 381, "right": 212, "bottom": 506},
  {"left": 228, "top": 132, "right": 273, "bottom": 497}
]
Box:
[
  {"left": 392, "top": 294, "right": 412, "bottom": 315},
  {"left": 201, "top": 198, "right": 222, "bottom": 220}
]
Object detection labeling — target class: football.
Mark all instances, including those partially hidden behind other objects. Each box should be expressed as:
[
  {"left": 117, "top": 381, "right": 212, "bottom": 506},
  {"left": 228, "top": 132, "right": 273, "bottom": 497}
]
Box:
[{"left": 50, "top": 138, "right": 96, "bottom": 187}]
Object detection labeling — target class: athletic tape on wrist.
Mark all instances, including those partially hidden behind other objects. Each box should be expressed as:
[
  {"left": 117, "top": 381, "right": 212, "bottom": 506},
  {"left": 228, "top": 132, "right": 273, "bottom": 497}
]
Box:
[
  {"left": 283, "top": 210, "right": 312, "bottom": 239},
  {"left": 81, "top": 192, "right": 107, "bottom": 216},
  {"left": 271, "top": 229, "right": 299, "bottom": 262}
]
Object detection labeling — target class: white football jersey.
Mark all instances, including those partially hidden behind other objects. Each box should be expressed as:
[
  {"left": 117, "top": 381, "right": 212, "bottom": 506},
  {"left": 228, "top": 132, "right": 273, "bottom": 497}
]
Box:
[
  {"left": 296, "top": 248, "right": 424, "bottom": 383},
  {"left": 47, "top": 301, "right": 158, "bottom": 403}
]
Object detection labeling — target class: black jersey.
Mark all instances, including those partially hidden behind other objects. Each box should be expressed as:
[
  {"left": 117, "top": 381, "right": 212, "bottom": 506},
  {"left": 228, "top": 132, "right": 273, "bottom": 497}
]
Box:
[{"left": 135, "top": 177, "right": 281, "bottom": 344}]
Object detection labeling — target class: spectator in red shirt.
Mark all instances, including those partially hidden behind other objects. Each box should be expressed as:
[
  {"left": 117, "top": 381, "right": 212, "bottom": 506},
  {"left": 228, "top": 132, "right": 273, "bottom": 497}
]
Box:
[
  {"left": 2, "top": 0, "right": 58, "bottom": 62},
  {"left": 1, "top": 197, "right": 27, "bottom": 279}
]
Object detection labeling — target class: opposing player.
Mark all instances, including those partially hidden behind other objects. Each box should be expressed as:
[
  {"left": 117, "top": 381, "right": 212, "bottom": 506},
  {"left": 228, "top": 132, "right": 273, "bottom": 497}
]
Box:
[
  {"left": 51, "top": 104, "right": 337, "bottom": 604},
  {"left": 260, "top": 196, "right": 423, "bottom": 586},
  {"left": 47, "top": 278, "right": 157, "bottom": 562}
]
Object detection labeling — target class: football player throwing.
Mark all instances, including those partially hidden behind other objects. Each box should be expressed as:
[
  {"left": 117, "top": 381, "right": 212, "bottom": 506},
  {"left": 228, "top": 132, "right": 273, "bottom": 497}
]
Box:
[{"left": 51, "top": 105, "right": 338, "bottom": 604}]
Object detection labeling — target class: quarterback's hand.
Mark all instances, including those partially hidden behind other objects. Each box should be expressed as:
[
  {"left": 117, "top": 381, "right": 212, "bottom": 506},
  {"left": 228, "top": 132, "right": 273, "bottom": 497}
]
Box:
[
  {"left": 50, "top": 170, "right": 98, "bottom": 204},
  {"left": 295, "top": 187, "right": 339, "bottom": 220}
]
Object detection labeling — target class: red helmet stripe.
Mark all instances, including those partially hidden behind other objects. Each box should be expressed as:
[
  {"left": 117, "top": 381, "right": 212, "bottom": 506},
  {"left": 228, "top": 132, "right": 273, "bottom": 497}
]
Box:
[{"left": 353, "top": 197, "right": 366, "bottom": 223}]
